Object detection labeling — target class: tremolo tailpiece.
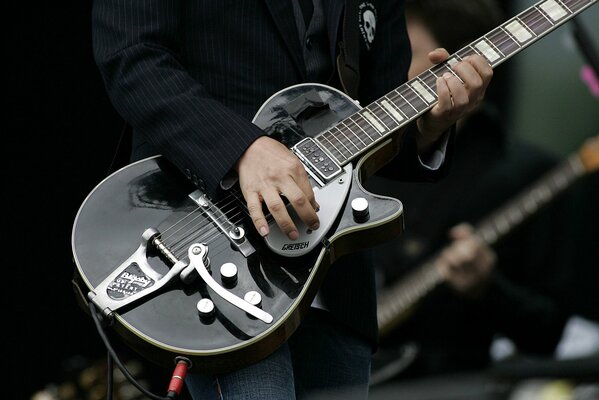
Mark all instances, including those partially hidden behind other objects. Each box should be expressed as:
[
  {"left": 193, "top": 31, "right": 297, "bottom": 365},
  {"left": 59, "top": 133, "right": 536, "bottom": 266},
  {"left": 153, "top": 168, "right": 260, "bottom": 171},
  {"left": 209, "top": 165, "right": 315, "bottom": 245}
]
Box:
[
  {"left": 89, "top": 190, "right": 272, "bottom": 323},
  {"left": 88, "top": 228, "right": 188, "bottom": 318}
]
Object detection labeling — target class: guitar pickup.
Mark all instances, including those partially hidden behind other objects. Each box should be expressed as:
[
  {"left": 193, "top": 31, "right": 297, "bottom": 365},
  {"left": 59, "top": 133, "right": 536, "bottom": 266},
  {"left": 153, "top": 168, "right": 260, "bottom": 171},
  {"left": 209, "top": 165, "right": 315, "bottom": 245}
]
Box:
[{"left": 293, "top": 137, "right": 342, "bottom": 182}]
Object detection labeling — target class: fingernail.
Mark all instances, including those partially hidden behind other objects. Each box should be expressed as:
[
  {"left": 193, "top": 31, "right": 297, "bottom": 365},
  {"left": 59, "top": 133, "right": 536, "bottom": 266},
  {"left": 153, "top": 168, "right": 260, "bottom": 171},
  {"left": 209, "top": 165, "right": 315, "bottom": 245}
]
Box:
[
  {"left": 288, "top": 230, "right": 299, "bottom": 240},
  {"left": 259, "top": 226, "right": 269, "bottom": 236},
  {"left": 443, "top": 72, "right": 452, "bottom": 80},
  {"left": 310, "top": 222, "right": 320, "bottom": 231}
]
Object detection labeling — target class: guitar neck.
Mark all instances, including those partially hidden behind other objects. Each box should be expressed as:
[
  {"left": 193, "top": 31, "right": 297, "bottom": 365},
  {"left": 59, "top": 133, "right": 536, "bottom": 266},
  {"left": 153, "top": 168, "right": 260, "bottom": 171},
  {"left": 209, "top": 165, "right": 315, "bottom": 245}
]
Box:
[
  {"left": 377, "top": 149, "right": 589, "bottom": 336},
  {"left": 312, "top": 0, "right": 596, "bottom": 166}
]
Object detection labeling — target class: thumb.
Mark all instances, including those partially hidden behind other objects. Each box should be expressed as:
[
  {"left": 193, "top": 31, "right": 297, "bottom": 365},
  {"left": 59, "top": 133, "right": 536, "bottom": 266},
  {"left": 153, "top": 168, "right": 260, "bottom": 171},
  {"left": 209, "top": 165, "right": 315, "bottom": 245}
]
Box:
[{"left": 428, "top": 48, "right": 450, "bottom": 64}]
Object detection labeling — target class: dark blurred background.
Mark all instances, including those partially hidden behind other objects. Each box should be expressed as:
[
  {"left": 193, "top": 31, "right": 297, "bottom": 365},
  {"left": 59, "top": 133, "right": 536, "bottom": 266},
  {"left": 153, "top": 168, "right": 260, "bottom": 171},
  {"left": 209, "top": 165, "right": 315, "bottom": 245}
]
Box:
[{"left": 7, "top": 0, "right": 597, "bottom": 399}]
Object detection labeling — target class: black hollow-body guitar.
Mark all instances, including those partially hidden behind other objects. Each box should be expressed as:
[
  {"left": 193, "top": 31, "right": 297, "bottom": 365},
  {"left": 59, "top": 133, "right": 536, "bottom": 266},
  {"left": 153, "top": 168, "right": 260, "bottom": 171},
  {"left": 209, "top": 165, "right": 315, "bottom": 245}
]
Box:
[{"left": 72, "top": 0, "right": 596, "bottom": 373}]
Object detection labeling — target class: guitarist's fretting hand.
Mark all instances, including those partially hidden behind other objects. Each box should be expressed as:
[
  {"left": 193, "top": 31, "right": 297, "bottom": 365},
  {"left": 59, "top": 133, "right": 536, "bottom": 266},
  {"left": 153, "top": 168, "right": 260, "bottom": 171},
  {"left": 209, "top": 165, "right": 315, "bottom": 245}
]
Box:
[
  {"left": 415, "top": 49, "right": 493, "bottom": 155},
  {"left": 236, "top": 135, "right": 320, "bottom": 240}
]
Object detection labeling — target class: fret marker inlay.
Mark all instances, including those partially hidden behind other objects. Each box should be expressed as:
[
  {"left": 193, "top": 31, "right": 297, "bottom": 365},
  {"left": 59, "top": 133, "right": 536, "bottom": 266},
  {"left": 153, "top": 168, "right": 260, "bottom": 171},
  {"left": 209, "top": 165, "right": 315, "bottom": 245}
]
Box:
[
  {"left": 362, "top": 111, "right": 385, "bottom": 133},
  {"left": 411, "top": 80, "right": 435, "bottom": 103},
  {"left": 540, "top": 0, "right": 568, "bottom": 20},
  {"left": 505, "top": 20, "right": 533, "bottom": 43},
  {"left": 381, "top": 100, "right": 405, "bottom": 122},
  {"left": 475, "top": 39, "right": 500, "bottom": 62}
]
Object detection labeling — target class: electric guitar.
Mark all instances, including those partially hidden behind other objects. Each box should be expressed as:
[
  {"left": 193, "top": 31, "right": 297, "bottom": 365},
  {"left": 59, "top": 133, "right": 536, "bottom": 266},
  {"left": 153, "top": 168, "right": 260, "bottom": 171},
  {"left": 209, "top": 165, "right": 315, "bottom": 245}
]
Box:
[
  {"left": 370, "top": 135, "right": 599, "bottom": 385},
  {"left": 71, "top": 0, "right": 597, "bottom": 374}
]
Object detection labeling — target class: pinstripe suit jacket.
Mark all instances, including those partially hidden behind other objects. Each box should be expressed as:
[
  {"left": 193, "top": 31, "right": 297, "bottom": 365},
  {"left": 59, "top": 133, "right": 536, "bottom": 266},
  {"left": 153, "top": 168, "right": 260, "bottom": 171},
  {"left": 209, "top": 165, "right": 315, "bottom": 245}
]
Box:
[{"left": 92, "top": 0, "right": 448, "bottom": 346}]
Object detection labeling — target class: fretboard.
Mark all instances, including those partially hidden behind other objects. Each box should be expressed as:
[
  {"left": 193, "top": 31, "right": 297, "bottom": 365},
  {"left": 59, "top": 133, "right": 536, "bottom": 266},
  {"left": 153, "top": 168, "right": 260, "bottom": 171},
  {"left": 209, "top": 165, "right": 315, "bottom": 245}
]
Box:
[
  {"left": 313, "top": 0, "right": 597, "bottom": 165},
  {"left": 376, "top": 152, "right": 588, "bottom": 336}
]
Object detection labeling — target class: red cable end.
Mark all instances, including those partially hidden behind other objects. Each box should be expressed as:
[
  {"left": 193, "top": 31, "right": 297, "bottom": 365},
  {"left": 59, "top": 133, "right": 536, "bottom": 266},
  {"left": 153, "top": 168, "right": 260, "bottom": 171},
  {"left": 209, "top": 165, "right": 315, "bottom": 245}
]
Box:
[{"left": 167, "top": 359, "right": 190, "bottom": 398}]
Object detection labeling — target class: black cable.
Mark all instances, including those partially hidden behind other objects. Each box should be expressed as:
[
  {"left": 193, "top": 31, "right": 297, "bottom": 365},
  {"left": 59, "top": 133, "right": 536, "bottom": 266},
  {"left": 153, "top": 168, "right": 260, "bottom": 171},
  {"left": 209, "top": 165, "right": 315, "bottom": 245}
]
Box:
[
  {"left": 88, "top": 301, "right": 171, "bottom": 400},
  {"left": 107, "top": 351, "right": 114, "bottom": 400}
]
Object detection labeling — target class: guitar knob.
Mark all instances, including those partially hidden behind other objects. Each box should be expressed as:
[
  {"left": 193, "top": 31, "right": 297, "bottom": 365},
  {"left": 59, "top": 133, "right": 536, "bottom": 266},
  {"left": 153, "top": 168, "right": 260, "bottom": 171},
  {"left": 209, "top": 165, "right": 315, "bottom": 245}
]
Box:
[
  {"left": 197, "top": 298, "right": 215, "bottom": 320},
  {"left": 220, "top": 262, "right": 238, "bottom": 287},
  {"left": 244, "top": 291, "right": 262, "bottom": 308},
  {"left": 351, "top": 197, "right": 369, "bottom": 222}
]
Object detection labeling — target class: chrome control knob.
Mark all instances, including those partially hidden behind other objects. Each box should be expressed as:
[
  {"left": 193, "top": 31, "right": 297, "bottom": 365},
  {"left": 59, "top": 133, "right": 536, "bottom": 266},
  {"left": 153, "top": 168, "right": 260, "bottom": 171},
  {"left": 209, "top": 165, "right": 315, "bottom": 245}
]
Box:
[
  {"left": 351, "top": 197, "right": 369, "bottom": 222},
  {"left": 220, "top": 262, "right": 238, "bottom": 286},
  {"left": 197, "top": 298, "right": 215, "bottom": 320},
  {"left": 244, "top": 291, "right": 262, "bottom": 308}
]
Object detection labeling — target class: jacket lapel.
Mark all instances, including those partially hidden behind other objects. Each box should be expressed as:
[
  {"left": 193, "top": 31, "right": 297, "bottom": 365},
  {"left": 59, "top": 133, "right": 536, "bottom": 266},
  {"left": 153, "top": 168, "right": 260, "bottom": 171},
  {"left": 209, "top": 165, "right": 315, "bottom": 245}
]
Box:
[
  {"left": 263, "top": 0, "right": 306, "bottom": 79},
  {"left": 323, "top": 0, "right": 345, "bottom": 67}
]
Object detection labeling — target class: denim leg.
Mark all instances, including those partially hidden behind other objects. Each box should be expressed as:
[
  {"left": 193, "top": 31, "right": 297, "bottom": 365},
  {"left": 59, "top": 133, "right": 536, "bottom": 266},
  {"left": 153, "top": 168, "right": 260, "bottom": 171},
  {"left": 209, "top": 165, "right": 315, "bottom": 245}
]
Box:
[
  {"left": 289, "top": 309, "right": 372, "bottom": 400},
  {"left": 185, "top": 309, "right": 371, "bottom": 400},
  {"left": 185, "top": 341, "right": 296, "bottom": 400}
]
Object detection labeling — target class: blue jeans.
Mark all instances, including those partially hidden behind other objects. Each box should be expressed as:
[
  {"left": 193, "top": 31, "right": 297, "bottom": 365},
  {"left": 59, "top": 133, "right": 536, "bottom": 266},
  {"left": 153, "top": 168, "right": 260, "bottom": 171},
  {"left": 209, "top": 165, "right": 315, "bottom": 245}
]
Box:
[{"left": 186, "top": 308, "right": 372, "bottom": 400}]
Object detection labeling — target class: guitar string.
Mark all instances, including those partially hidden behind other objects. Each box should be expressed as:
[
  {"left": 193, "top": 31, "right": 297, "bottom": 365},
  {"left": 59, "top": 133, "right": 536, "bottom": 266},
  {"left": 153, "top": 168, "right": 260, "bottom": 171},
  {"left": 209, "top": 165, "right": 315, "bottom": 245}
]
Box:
[{"left": 155, "top": 8, "right": 568, "bottom": 256}]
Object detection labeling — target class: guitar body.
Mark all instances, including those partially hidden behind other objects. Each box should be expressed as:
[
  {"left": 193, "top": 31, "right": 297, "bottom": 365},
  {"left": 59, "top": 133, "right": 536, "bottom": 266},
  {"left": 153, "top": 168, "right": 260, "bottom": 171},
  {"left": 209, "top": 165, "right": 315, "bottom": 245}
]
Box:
[{"left": 72, "top": 83, "right": 404, "bottom": 373}]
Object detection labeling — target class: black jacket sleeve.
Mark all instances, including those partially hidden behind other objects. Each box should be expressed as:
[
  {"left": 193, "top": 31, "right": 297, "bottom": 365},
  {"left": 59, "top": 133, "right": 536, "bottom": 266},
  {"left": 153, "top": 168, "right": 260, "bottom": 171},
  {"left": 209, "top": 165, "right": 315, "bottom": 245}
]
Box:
[{"left": 92, "top": 0, "right": 265, "bottom": 198}]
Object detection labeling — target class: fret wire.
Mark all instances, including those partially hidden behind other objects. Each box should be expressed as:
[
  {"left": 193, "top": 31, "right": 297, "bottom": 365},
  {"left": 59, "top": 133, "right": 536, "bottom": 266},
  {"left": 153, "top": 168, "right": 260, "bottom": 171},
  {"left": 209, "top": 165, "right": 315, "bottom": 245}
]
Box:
[
  {"left": 419, "top": 69, "right": 439, "bottom": 88},
  {"left": 356, "top": 111, "right": 381, "bottom": 135},
  {"left": 365, "top": 103, "right": 393, "bottom": 132},
  {"left": 482, "top": 33, "right": 505, "bottom": 59},
  {"left": 393, "top": 89, "right": 418, "bottom": 114},
  {"left": 555, "top": 0, "right": 573, "bottom": 12},
  {"left": 499, "top": 25, "right": 522, "bottom": 49},
  {"left": 383, "top": 95, "right": 408, "bottom": 122},
  {"left": 319, "top": 130, "right": 352, "bottom": 161},
  {"left": 399, "top": 85, "right": 428, "bottom": 112},
  {"left": 339, "top": 121, "right": 369, "bottom": 147},
  {"left": 492, "top": 26, "right": 521, "bottom": 57},
  {"left": 524, "top": 6, "right": 555, "bottom": 36},
  {"left": 340, "top": 119, "right": 374, "bottom": 145},
  {"left": 416, "top": 75, "right": 438, "bottom": 99},
  {"left": 385, "top": 86, "right": 415, "bottom": 112},
  {"left": 331, "top": 125, "right": 361, "bottom": 152},
  {"left": 347, "top": 115, "right": 377, "bottom": 142},
  {"left": 374, "top": 103, "right": 399, "bottom": 129},
  {"left": 326, "top": 120, "right": 359, "bottom": 151},
  {"left": 516, "top": 16, "right": 537, "bottom": 38},
  {"left": 334, "top": 121, "right": 367, "bottom": 150},
  {"left": 353, "top": 113, "right": 382, "bottom": 136},
  {"left": 567, "top": 0, "right": 592, "bottom": 12},
  {"left": 386, "top": 89, "right": 416, "bottom": 119},
  {"left": 430, "top": 63, "right": 453, "bottom": 78},
  {"left": 316, "top": 133, "right": 348, "bottom": 162}
]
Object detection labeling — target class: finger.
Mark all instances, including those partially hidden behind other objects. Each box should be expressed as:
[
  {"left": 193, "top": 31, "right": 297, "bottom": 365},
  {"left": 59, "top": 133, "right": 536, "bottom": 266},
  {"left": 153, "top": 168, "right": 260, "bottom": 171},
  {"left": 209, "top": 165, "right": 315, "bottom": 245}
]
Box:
[
  {"left": 280, "top": 181, "right": 320, "bottom": 231},
  {"left": 245, "top": 191, "right": 269, "bottom": 237},
  {"left": 293, "top": 164, "right": 320, "bottom": 211},
  {"left": 428, "top": 47, "right": 450, "bottom": 64},
  {"left": 262, "top": 189, "right": 299, "bottom": 240},
  {"left": 466, "top": 55, "right": 494, "bottom": 95},
  {"left": 444, "top": 71, "right": 469, "bottom": 110},
  {"left": 434, "top": 75, "right": 453, "bottom": 114},
  {"left": 449, "top": 223, "right": 474, "bottom": 240}
]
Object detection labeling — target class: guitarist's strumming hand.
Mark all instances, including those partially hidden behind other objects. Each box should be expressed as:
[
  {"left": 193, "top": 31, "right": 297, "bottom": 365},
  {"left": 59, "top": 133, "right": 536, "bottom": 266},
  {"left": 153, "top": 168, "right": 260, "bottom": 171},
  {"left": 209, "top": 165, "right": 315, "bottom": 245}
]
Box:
[
  {"left": 415, "top": 49, "right": 493, "bottom": 155},
  {"left": 435, "top": 223, "right": 496, "bottom": 299},
  {"left": 236, "top": 136, "right": 320, "bottom": 240}
]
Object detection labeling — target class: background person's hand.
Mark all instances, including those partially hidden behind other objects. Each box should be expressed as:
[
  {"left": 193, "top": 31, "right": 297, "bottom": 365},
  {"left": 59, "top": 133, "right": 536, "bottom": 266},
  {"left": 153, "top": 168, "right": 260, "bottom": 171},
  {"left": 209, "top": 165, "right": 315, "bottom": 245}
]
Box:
[{"left": 436, "top": 223, "right": 496, "bottom": 298}]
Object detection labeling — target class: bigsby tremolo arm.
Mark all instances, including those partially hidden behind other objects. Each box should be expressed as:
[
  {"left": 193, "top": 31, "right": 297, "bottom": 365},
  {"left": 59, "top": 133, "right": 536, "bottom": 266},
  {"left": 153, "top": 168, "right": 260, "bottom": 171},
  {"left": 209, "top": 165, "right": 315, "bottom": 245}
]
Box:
[{"left": 188, "top": 243, "right": 273, "bottom": 324}]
